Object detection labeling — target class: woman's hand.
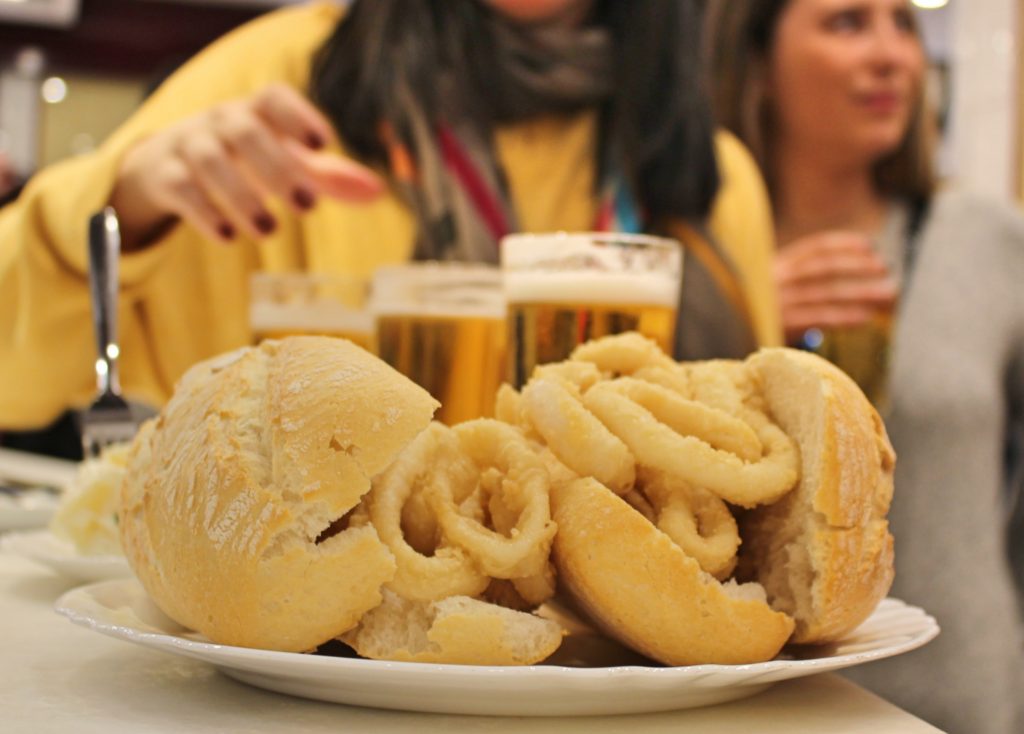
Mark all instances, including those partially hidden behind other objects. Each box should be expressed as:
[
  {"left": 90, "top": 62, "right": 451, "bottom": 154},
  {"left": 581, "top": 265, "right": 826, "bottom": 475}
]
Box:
[
  {"left": 110, "top": 83, "right": 384, "bottom": 250},
  {"left": 774, "top": 231, "right": 898, "bottom": 345}
]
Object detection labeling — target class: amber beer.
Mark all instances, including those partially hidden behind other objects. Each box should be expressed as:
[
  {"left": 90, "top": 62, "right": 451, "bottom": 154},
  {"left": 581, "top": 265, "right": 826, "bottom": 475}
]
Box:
[
  {"left": 805, "top": 310, "right": 893, "bottom": 408},
  {"left": 249, "top": 272, "right": 374, "bottom": 351},
  {"left": 502, "top": 233, "right": 682, "bottom": 387},
  {"left": 371, "top": 264, "right": 505, "bottom": 425}
]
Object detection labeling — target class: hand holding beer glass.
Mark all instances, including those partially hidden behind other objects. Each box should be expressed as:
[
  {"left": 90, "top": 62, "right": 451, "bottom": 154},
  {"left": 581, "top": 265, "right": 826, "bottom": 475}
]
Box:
[
  {"left": 249, "top": 272, "right": 374, "bottom": 351},
  {"left": 775, "top": 231, "right": 898, "bottom": 407},
  {"left": 502, "top": 232, "right": 683, "bottom": 387},
  {"left": 370, "top": 263, "right": 506, "bottom": 425}
]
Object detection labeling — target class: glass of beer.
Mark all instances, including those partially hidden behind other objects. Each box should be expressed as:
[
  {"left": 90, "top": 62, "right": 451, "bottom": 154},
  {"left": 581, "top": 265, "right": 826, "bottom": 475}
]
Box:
[
  {"left": 801, "top": 308, "right": 894, "bottom": 409},
  {"left": 248, "top": 272, "right": 374, "bottom": 351},
  {"left": 502, "top": 232, "right": 682, "bottom": 387},
  {"left": 370, "top": 263, "right": 506, "bottom": 425}
]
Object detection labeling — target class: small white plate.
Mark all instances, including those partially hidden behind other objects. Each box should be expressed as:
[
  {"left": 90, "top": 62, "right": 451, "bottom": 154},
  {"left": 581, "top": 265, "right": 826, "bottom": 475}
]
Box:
[
  {"left": 0, "top": 447, "right": 78, "bottom": 488},
  {"left": 0, "top": 490, "right": 61, "bottom": 531},
  {"left": 2, "top": 529, "right": 131, "bottom": 582},
  {"left": 56, "top": 579, "right": 939, "bottom": 717}
]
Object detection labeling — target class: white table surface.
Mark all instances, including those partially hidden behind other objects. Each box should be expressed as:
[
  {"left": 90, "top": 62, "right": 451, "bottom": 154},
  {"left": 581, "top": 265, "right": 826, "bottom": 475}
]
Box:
[{"left": 0, "top": 553, "right": 944, "bottom": 734}]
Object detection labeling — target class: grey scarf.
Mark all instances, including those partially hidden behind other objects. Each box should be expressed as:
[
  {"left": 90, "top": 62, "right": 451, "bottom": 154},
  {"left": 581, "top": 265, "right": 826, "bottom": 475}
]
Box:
[{"left": 393, "top": 18, "right": 612, "bottom": 263}]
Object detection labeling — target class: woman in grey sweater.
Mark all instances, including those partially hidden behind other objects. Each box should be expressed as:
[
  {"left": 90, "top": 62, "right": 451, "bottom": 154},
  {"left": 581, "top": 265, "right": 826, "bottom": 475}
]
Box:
[{"left": 704, "top": 1, "right": 1024, "bottom": 731}]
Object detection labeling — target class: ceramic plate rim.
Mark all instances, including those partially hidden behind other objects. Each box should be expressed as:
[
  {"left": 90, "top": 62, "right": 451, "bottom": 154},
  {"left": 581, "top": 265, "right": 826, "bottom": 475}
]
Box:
[
  {"left": 55, "top": 578, "right": 939, "bottom": 679},
  {"left": 2, "top": 528, "right": 131, "bottom": 581},
  {"left": 0, "top": 500, "right": 59, "bottom": 532}
]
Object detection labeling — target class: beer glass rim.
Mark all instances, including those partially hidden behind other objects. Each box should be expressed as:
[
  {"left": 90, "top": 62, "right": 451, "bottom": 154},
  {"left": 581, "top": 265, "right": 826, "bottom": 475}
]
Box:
[
  {"left": 500, "top": 231, "right": 679, "bottom": 250},
  {"left": 373, "top": 261, "right": 501, "bottom": 283},
  {"left": 249, "top": 271, "right": 374, "bottom": 335},
  {"left": 371, "top": 261, "right": 505, "bottom": 319}
]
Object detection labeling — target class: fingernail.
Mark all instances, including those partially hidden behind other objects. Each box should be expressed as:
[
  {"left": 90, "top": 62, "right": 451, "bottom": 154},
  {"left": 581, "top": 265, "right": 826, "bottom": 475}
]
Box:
[
  {"left": 292, "top": 188, "right": 315, "bottom": 210},
  {"left": 306, "top": 132, "right": 325, "bottom": 150},
  {"left": 218, "top": 223, "right": 236, "bottom": 241},
  {"left": 253, "top": 212, "right": 277, "bottom": 235}
]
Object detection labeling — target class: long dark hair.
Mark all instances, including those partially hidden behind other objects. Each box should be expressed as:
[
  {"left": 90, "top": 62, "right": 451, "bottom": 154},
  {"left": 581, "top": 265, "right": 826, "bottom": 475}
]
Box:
[
  {"left": 704, "top": 0, "right": 935, "bottom": 202},
  {"left": 311, "top": 0, "right": 719, "bottom": 227}
]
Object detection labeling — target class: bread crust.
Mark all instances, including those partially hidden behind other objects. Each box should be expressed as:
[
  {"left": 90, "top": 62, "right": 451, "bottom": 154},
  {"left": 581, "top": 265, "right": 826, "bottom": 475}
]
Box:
[
  {"left": 120, "top": 337, "right": 439, "bottom": 651},
  {"left": 739, "top": 348, "right": 895, "bottom": 643},
  {"left": 341, "top": 589, "right": 564, "bottom": 665},
  {"left": 551, "top": 477, "right": 795, "bottom": 666}
]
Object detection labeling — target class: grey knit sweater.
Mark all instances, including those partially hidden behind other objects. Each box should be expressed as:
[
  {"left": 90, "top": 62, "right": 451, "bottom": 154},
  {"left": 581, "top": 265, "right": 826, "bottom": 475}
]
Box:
[{"left": 843, "top": 189, "right": 1024, "bottom": 733}]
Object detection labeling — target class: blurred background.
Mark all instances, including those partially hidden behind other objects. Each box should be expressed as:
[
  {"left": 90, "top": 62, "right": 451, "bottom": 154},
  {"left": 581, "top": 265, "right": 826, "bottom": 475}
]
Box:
[
  {"left": 0, "top": 0, "right": 286, "bottom": 202},
  {"left": 0, "top": 0, "right": 1020, "bottom": 205}
]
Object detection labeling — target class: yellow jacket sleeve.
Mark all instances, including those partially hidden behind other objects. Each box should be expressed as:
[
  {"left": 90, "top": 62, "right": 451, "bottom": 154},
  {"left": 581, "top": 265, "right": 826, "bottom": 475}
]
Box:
[
  {"left": 707, "top": 131, "right": 782, "bottom": 348},
  {"left": 0, "top": 3, "right": 347, "bottom": 428}
]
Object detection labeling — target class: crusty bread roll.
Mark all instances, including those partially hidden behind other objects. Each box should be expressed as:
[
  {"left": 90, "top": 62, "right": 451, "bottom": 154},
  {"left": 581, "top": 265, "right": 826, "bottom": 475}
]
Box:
[
  {"left": 341, "top": 588, "right": 564, "bottom": 665},
  {"left": 551, "top": 477, "right": 795, "bottom": 666},
  {"left": 737, "top": 347, "right": 895, "bottom": 643},
  {"left": 120, "top": 337, "right": 439, "bottom": 652},
  {"left": 542, "top": 342, "right": 894, "bottom": 663}
]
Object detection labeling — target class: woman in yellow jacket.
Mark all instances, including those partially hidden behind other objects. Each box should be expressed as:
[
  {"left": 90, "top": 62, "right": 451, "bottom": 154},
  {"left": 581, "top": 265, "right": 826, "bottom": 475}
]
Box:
[{"left": 0, "top": 0, "right": 780, "bottom": 434}]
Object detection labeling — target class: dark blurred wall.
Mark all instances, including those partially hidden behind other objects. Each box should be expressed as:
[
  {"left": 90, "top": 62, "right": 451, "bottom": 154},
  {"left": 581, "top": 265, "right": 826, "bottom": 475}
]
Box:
[{"left": 0, "top": 0, "right": 267, "bottom": 79}]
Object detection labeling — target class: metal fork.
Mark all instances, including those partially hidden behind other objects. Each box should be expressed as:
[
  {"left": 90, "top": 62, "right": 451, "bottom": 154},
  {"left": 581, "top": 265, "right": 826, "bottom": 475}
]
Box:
[{"left": 80, "top": 207, "right": 137, "bottom": 457}]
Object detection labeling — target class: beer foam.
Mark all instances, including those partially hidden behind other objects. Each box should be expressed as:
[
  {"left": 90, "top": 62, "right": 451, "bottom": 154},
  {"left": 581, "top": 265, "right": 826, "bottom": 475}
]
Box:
[
  {"left": 372, "top": 300, "right": 505, "bottom": 320},
  {"left": 371, "top": 264, "right": 505, "bottom": 319},
  {"left": 503, "top": 270, "right": 679, "bottom": 307},
  {"left": 500, "top": 232, "right": 681, "bottom": 307},
  {"left": 249, "top": 302, "right": 374, "bottom": 335}
]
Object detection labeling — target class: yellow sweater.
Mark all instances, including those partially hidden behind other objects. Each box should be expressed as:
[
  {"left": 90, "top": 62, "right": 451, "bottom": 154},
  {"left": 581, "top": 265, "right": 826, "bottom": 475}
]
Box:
[{"left": 0, "top": 2, "right": 780, "bottom": 429}]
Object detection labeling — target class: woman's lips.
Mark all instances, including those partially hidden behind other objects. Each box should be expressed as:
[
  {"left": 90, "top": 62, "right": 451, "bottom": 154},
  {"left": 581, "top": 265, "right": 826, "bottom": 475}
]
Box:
[{"left": 858, "top": 91, "right": 903, "bottom": 115}]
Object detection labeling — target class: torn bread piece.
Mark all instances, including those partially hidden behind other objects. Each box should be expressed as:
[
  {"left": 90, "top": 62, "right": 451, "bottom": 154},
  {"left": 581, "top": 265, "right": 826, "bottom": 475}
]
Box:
[
  {"left": 738, "top": 347, "right": 895, "bottom": 643},
  {"left": 120, "top": 337, "right": 439, "bottom": 652},
  {"left": 551, "top": 477, "right": 794, "bottom": 666},
  {"left": 341, "top": 588, "right": 564, "bottom": 665}
]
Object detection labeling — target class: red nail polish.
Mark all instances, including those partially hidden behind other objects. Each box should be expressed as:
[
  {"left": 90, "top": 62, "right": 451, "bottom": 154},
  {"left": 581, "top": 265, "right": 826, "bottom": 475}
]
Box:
[
  {"left": 293, "top": 188, "right": 315, "bottom": 210},
  {"left": 254, "top": 212, "right": 277, "bottom": 235},
  {"left": 218, "top": 223, "right": 236, "bottom": 240},
  {"left": 306, "top": 133, "right": 325, "bottom": 150}
]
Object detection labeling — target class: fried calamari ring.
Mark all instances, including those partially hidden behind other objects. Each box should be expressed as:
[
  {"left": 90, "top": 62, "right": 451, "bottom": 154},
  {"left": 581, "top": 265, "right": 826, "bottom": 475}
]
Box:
[
  {"left": 487, "top": 481, "right": 557, "bottom": 607},
  {"left": 481, "top": 563, "right": 556, "bottom": 610},
  {"left": 429, "top": 419, "right": 556, "bottom": 579},
  {"left": 599, "top": 378, "right": 762, "bottom": 462},
  {"left": 535, "top": 446, "right": 580, "bottom": 488},
  {"left": 398, "top": 486, "right": 439, "bottom": 556},
  {"left": 369, "top": 423, "right": 489, "bottom": 602},
  {"left": 642, "top": 472, "right": 740, "bottom": 580},
  {"left": 630, "top": 365, "right": 692, "bottom": 398},
  {"left": 494, "top": 383, "right": 547, "bottom": 445},
  {"left": 494, "top": 384, "right": 524, "bottom": 426},
  {"left": 570, "top": 332, "right": 677, "bottom": 376},
  {"left": 531, "top": 360, "right": 603, "bottom": 392},
  {"left": 686, "top": 362, "right": 806, "bottom": 511},
  {"left": 511, "top": 562, "right": 557, "bottom": 607},
  {"left": 583, "top": 380, "right": 799, "bottom": 508},
  {"left": 684, "top": 364, "right": 802, "bottom": 511},
  {"left": 521, "top": 377, "right": 635, "bottom": 495},
  {"left": 685, "top": 360, "right": 753, "bottom": 414},
  {"left": 396, "top": 433, "right": 481, "bottom": 556}
]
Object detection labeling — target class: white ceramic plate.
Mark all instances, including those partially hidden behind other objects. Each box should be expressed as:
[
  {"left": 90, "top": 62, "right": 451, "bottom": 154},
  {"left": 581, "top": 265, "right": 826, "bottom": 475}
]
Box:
[
  {"left": 55, "top": 579, "right": 939, "bottom": 716},
  {"left": 0, "top": 447, "right": 78, "bottom": 488},
  {"left": 0, "top": 489, "right": 61, "bottom": 531},
  {"left": 0, "top": 448, "right": 77, "bottom": 531},
  {"left": 2, "top": 529, "right": 131, "bottom": 582}
]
